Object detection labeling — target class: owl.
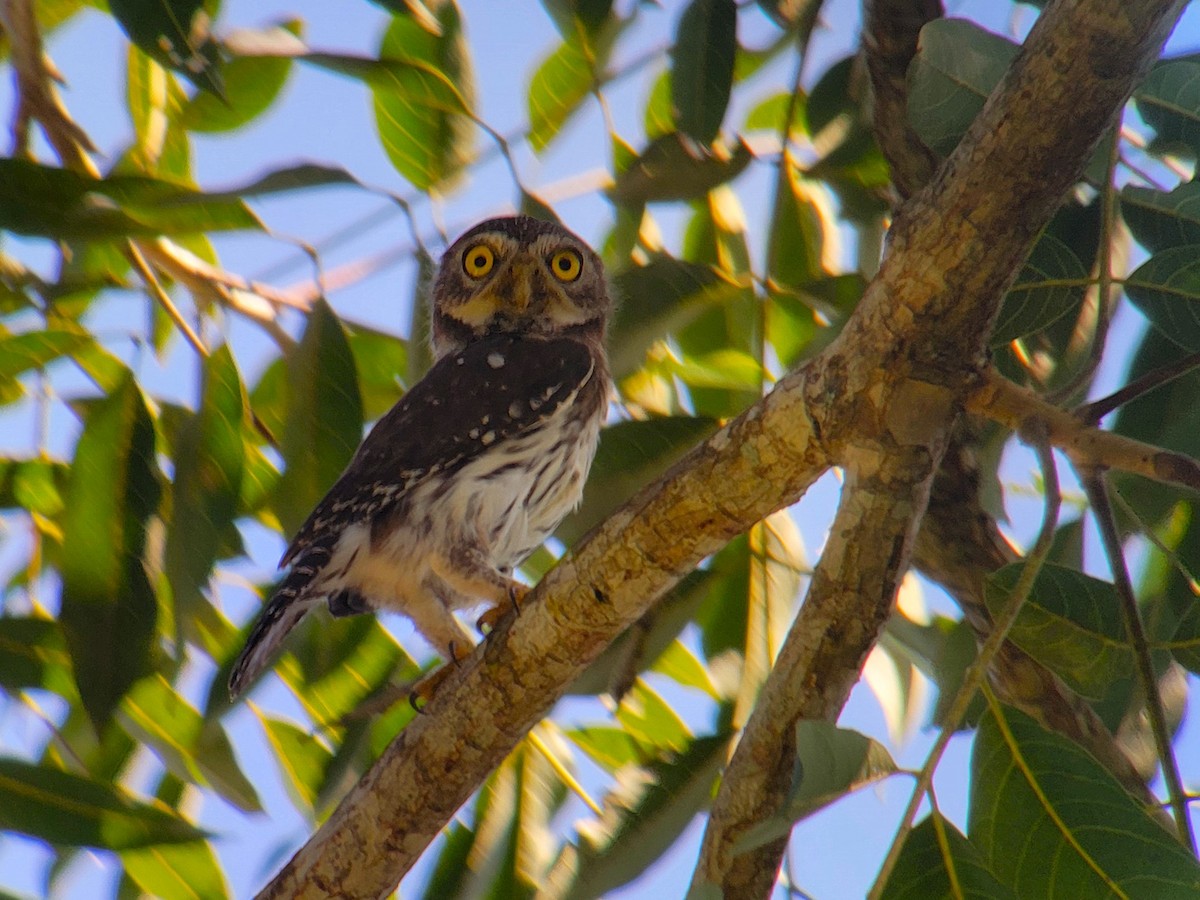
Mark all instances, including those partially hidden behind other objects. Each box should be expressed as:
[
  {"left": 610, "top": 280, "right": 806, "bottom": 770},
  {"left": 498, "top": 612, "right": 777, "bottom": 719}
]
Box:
[{"left": 228, "top": 216, "right": 612, "bottom": 699}]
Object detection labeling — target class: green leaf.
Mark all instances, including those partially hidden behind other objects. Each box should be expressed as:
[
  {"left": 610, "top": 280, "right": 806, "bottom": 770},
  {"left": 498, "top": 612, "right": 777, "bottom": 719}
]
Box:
[
  {"left": 559, "top": 416, "right": 715, "bottom": 545},
  {"left": 528, "top": 37, "right": 597, "bottom": 152},
  {"left": 108, "top": 0, "right": 223, "bottom": 97},
  {"left": 670, "top": 0, "right": 737, "bottom": 144},
  {"left": 565, "top": 726, "right": 642, "bottom": 772},
  {"left": 124, "top": 45, "right": 192, "bottom": 179},
  {"left": 273, "top": 299, "right": 363, "bottom": 536},
  {"left": 60, "top": 375, "right": 160, "bottom": 731},
  {"left": 0, "top": 617, "right": 71, "bottom": 695},
  {"left": 755, "top": 0, "right": 822, "bottom": 33},
  {"left": 259, "top": 714, "right": 332, "bottom": 812},
  {"left": 164, "top": 345, "right": 247, "bottom": 637},
  {"left": 969, "top": 703, "right": 1200, "bottom": 896},
  {"left": 0, "top": 328, "right": 92, "bottom": 403},
  {"left": 610, "top": 134, "right": 753, "bottom": 204},
  {"left": 0, "top": 159, "right": 262, "bottom": 240},
  {"left": 121, "top": 841, "right": 229, "bottom": 900},
  {"left": 0, "top": 757, "right": 205, "bottom": 849},
  {"left": 907, "top": 19, "right": 1018, "bottom": 157},
  {"left": 1135, "top": 61, "right": 1200, "bottom": 159},
  {"left": 372, "top": 7, "right": 476, "bottom": 190},
  {"left": 0, "top": 457, "right": 69, "bottom": 516},
  {"left": 179, "top": 20, "right": 302, "bottom": 132},
  {"left": 616, "top": 681, "right": 691, "bottom": 753},
  {"left": 992, "top": 232, "right": 1088, "bottom": 346},
  {"left": 767, "top": 161, "right": 830, "bottom": 290},
  {"left": 1125, "top": 246, "right": 1200, "bottom": 352},
  {"left": 557, "top": 733, "right": 730, "bottom": 899},
  {"left": 540, "top": 0, "right": 614, "bottom": 35},
  {"left": 880, "top": 813, "right": 1015, "bottom": 900},
  {"left": 421, "top": 821, "right": 476, "bottom": 898},
  {"left": 346, "top": 324, "right": 408, "bottom": 422},
  {"left": 644, "top": 70, "right": 674, "bottom": 140},
  {"left": 119, "top": 675, "right": 261, "bottom": 813},
  {"left": 734, "top": 722, "right": 897, "bottom": 851},
  {"left": 984, "top": 563, "right": 1132, "bottom": 700},
  {"left": 1121, "top": 183, "right": 1200, "bottom": 254}
]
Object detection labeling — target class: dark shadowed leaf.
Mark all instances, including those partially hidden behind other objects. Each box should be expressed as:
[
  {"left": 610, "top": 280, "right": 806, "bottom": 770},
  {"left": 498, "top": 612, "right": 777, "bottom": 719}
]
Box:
[
  {"left": 108, "top": 0, "right": 223, "bottom": 97},
  {"left": 0, "top": 617, "right": 71, "bottom": 696},
  {"left": 372, "top": 6, "right": 476, "bottom": 190},
  {"left": 992, "top": 232, "right": 1088, "bottom": 346},
  {"left": 556, "top": 733, "right": 731, "bottom": 899},
  {"left": 59, "top": 375, "right": 160, "bottom": 731},
  {"left": 670, "top": 0, "right": 736, "bottom": 144},
  {"left": 907, "top": 19, "right": 1018, "bottom": 157},
  {"left": 421, "top": 820, "right": 476, "bottom": 898},
  {"left": 1124, "top": 246, "right": 1200, "bottom": 351},
  {"left": 734, "top": 722, "right": 897, "bottom": 851},
  {"left": 0, "top": 758, "right": 204, "bottom": 849},
  {"left": 121, "top": 841, "right": 229, "bottom": 900},
  {"left": 273, "top": 299, "right": 363, "bottom": 536},
  {"left": 1121, "top": 183, "right": 1200, "bottom": 253},
  {"left": 540, "top": 0, "right": 614, "bottom": 35},
  {"left": 180, "top": 20, "right": 301, "bottom": 132},
  {"left": 610, "top": 134, "right": 753, "bottom": 204},
  {"left": 164, "top": 345, "right": 247, "bottom": 637},
  {"left": 559, "top": 416, "right": 715, "bottom": 545},
  {"left": 970, "top": 703, "right": 1200, "bottom": 896},
  {"left": 755, "top": 0, "right": 822, "bottom": 33},
  {"left": 0, "top": 457, "right": 69, "bottom": 516},
  {"left": 880, "top": 813, "right": 1015, "bottom": 900},
  {"left": 0, "top": 328, "right": 92, "bottom": 403},
  {"left": 1136, "top": 60, "right": 1200, "bottom": 159}
]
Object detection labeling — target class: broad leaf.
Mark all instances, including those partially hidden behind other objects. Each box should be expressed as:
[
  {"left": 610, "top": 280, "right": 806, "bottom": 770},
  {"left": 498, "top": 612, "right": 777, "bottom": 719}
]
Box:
[
  {"left": 670, "top": 0, "right": 736, "bottom": 144},
  {"left": 259, "top": 714, "right": 333, "bottom": 813},
  {"left": 969, "top": 703, "right": 1200, "bottom": 896},
  {"left": 1121, "top": 183, "right": 1200, "bottom": 254},
  {"left": 0, "top": 617, "right": 72, "bottom": 696},
  {"left": 1136, "top": 60, "right": 1200, "bottom": 159},
  {"left": 273, "top": 299, "right": 363, "bottom": 536},
  {"left": 1125, "top": 246, "right": 1200, "bottom": 351},
  {"left": 121, "top": 841, "right": 229, "bottom": 900},
  {"left": 733, "top": 721, "right": 897, "bottom": 851},
  {"left": 0, "top": 758, "right": 204, "bottom": 849},
  {"left": 529, "top": 37, "right": 598, "bottom": 152},
  {"left": 108, "top": 0, "right": 223, "bottom": 97},
  {"left": 610, "top": 134, "right": 753, "bottom": 205},
  {"left": 0, "top": 328, "right": 92, "bottom": 404},
  {"left": 372, "top": 6, "right": 476, "bottom": 190},
  {"left": 992, "top": 232, "right": 1088, "bottom": 346},
  {"left": 60, "top": 376, "right": 160, "bottom": 731},
  {"left": 881, "top": 813, "right": 1015, "bottom": 900}
]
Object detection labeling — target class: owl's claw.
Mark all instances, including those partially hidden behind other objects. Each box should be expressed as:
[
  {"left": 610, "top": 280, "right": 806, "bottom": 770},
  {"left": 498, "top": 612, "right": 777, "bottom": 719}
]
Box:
[
  {"left": 477, "top": 583, "right": 529, "bottom": 635},
  {"left": 407, "top": 643, "right": 471, "bottom": 712}
]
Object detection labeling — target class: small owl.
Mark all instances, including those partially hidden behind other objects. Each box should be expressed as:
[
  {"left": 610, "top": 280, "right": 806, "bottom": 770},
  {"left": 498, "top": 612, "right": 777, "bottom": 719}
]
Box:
[{"left": 228, "top": 216, "right": 612, "bottom": 699}]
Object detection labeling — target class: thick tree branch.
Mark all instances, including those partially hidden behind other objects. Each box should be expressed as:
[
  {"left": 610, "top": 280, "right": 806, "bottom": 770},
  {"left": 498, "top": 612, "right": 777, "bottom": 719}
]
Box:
[
  {"left": 257, "top": 366, "right": 833, "bottom": 898},
  {"left": 862, "top": 0, "right": 942, "bottom": 199},
  {"left": 691, "top": 0, "right": 1184, "bottom": 893}
]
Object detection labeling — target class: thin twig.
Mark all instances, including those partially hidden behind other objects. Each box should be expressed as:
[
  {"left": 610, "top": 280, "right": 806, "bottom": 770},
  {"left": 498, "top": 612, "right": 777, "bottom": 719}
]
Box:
[
  {"left": 1078, "top": 348, "right": 1200, "bottom": 424},
  {"left": 867, "top": 421, "right": 1061, "bottom": 899},
  {"left": 1080, "top": 470, "right": 1197, "bottom": 852},
  {"left": 125, "top": 242, "right": 209, "bottom": 358}
]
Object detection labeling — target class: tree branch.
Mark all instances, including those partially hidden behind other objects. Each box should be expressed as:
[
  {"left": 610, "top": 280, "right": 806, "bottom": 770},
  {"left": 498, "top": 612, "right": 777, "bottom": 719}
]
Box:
[
  {"left": 862, "top": 0, "right": 942, "bottom": 200},
  {"left": 690, "top": 0, "right": 1184, "bottom": 892},
  {"left": 257, "top": 0, "right": 1185, "bottom": 895}
]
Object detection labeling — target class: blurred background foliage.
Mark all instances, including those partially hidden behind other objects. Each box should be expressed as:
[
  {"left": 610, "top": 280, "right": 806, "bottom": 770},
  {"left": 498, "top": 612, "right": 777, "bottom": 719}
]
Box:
[{"left": 0, "top": 0, "right": 1198, "bottom": 897}]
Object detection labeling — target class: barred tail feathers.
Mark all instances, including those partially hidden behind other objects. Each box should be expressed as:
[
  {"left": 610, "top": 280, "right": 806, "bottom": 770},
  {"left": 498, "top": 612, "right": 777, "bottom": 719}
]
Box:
[{"left": 228, "top": 579, "right": 320, "bottom": 699}]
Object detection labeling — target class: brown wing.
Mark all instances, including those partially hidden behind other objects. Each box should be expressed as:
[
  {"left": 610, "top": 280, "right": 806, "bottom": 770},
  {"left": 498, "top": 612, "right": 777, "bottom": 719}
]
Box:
[{"left": 280, "top": 333, "right": 601, "bottom": 568}]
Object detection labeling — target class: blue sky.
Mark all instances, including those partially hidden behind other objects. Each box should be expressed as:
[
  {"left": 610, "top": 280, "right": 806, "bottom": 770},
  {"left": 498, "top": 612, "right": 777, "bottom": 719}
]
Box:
[{"left": 1, "top": 1, "right": 1199, "bottom": 897}]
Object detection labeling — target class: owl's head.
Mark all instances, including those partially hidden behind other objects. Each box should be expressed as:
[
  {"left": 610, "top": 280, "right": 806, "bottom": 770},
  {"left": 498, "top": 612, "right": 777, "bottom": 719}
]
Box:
[{"left": 430, "top": 216, "right": 611, "bottom": 358}]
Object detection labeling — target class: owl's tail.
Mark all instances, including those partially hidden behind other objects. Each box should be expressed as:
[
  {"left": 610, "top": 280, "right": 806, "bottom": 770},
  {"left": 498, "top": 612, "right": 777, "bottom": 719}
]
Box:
[{"left": 228, "top": 571, "right": 321, "bottom": 699}]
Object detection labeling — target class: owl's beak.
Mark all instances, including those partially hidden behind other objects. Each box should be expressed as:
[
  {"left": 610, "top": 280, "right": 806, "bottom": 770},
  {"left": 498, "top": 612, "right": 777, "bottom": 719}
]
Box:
[{"left": 501, "top": 256, "right": 535, "bottom": 313}]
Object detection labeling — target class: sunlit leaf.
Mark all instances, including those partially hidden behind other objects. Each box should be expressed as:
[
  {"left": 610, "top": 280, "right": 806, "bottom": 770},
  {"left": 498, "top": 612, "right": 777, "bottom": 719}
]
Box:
[
  {"left": 0, "top": 758, "right": 204, "bottom": 849},
  {"left": 0, "top": 328, "right": 91, "bottom": 403},
  {"left": 259, "top": 714, "right": 332, "bottom": 812},
  {"left": 670, "top": 0, "right": 736, "bottom": 144},
  {"left": 555, "top": 733, "right": 730, "bottom": 899},
  {"left": 372, "top": 6, "right": 476, "bottom": 190},
  {"left": 60, "top": 375, "right": 160, "bottom": 731},
  {"left": 881, "top": 813, "right": 1015, "bottom": 900},
  {"left": 179, "top": 20, "right": 301, "bottom": 132},
  {"left": 121, "top": 841, "right": 229, "bottom": 900},
  {"left": 529, "top": 37, "right": 598, "bottom": 152},
  {"left": 970, "top": 703, "right": 1200, "bottom": 895}
]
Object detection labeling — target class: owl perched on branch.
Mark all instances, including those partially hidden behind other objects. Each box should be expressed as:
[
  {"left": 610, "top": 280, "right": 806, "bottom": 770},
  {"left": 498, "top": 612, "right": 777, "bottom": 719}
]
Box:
[{"left": 229, "top": 216, "right": 613, "bottom": 700}]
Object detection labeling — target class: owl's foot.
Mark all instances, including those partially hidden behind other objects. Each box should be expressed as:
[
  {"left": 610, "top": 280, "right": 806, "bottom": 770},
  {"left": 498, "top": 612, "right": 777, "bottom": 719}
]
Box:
[
  {"left": 476, "top": 582, "right": 529, "bottom": 635},
  {"left": 408, "top": 642, "right": 472, "bottom": 712}
]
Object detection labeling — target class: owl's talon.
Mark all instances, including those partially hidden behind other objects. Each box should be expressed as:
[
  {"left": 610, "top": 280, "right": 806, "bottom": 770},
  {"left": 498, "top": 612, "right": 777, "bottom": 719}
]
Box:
[{"left": 409, "top": 660, "right": 456, "bottom": 710}]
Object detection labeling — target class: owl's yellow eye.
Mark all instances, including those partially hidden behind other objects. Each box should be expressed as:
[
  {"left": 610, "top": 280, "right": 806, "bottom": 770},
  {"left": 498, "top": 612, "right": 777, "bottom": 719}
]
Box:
[
  {"left": 549, "top": 249, "right": 583, "bottom": 282},
  {"left": 462, "top": 244, "right": 495, "bottom": 278}
]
